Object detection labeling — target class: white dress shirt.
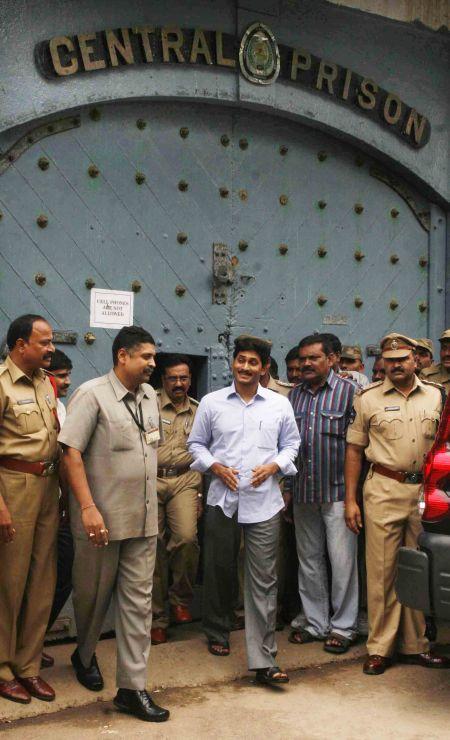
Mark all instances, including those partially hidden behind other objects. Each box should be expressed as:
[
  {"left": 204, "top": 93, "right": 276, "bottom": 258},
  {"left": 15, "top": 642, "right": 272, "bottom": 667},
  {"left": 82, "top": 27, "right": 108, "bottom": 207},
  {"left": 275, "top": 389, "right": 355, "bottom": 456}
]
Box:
[{"left": 187, "top": 383, "right": 300, "bottom": 524}]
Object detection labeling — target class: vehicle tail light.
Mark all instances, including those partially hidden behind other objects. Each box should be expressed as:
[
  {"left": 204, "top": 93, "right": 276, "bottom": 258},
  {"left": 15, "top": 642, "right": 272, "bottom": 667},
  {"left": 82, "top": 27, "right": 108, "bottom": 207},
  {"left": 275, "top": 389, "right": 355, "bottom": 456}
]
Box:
[{"left": 422, "top": 400, "right": 450, "bottom": 523}]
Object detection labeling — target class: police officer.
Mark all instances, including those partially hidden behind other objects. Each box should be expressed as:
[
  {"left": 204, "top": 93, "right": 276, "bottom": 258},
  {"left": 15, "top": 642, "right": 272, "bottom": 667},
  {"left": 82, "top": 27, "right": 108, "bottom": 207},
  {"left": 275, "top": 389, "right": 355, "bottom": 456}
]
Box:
[
  {"left": 151, "top": 355, "right": 202, "bottom": 645},
  {"left": 420, "top": 329, "right": 450, "bottom": 389},
  {"left": 414, "top": 338, "right": 434, "bottom": 373},
  {"left": 0, "top": 315, "right": 59, "bottom": 704},
  {"left": 345, "top": 333, "right": 449, "bottom": 675}
]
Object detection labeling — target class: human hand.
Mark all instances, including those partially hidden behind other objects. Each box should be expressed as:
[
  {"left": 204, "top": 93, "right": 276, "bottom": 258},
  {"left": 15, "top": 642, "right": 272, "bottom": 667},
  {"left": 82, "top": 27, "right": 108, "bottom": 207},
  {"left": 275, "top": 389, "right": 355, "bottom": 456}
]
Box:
[
  {"left": 251, "top": 463, "right": 279, "bottom": 488},
  {"left": 0, "top": 504, "right": 15, "bottom": 544},
  {"left": 345, "top": 501, "right": 362, "bottom": 534},
  {"left": 81, "top": 506, "right": 109, "bottom": 547},
  {"left": 210, "top": 463, "right": 239, "bottom": 491}
]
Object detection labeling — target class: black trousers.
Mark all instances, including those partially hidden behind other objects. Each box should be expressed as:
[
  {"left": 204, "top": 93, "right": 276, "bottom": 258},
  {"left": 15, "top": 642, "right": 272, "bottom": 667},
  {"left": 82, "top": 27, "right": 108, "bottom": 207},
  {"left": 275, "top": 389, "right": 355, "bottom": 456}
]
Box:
[
  {"left": 47, "top": 522, "right": 74, "bottom": 631},
  {"left": 202, "top": 505, "right": 241, "bottom": 645}
]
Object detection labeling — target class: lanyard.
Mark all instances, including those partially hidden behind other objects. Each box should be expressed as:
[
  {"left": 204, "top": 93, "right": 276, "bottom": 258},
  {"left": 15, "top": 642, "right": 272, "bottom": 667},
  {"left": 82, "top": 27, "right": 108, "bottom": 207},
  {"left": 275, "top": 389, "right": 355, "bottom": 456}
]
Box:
[{"left": 123, "top": 398, "right": 146, "bottom": 433}]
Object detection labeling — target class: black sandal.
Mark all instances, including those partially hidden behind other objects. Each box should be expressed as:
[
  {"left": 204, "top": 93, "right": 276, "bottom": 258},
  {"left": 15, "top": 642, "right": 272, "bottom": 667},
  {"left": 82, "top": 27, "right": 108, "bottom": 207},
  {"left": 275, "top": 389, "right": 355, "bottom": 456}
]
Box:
[
  {"left": 255, "top": 666, "right": 289, "bottom": 685},
  {"left": 208, "top": 641, "right": 230, "bottom": 657}
]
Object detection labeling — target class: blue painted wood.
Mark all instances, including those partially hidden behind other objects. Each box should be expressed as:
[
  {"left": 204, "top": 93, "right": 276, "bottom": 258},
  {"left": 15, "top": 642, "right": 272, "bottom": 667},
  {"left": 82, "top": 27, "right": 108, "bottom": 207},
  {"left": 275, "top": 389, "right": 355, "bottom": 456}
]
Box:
[{"left": 0, "top": 101, "right": 431, "bottom": 391}]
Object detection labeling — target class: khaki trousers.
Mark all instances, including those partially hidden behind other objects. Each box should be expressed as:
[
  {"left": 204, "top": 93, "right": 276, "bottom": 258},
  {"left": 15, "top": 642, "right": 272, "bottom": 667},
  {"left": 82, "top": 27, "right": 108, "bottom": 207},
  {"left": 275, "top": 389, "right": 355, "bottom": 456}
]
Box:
[
  {"left": 0, "top": 469, "right": 58, "bottom": 681},
  {"left": 152, "top": 472, "right": 199, "bottom": 628},
  {"left": 72, "top": 535, "right": 157, "bottom": 690},
  {"left": 364, "top": 470, "right": 428, "bottom": 657}
]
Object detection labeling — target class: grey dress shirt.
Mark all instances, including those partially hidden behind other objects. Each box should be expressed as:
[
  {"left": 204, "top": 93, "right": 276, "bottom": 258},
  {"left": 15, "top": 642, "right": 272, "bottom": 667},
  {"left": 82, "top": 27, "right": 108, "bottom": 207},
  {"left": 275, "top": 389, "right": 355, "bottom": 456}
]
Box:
[{"left": 58, "top": 369, "right": 161, "bottom": 540}]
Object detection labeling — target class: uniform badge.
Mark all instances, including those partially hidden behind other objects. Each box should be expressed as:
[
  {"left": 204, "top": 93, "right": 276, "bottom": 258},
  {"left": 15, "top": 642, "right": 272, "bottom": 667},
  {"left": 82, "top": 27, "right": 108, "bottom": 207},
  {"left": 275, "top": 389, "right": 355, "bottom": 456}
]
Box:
[{"left": 391, "top": 339, "right": 399, "bottom": 350}]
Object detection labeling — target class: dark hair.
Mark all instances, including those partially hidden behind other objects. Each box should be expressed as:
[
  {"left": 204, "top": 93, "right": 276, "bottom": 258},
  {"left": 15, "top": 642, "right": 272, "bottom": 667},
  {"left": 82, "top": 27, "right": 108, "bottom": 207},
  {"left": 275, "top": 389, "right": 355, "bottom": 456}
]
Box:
[
  {"left": 320, "top": 332, "right": 342, "bottom": 355},
  {"left": 269, "top": 356, "right": 279, "bottom": 379},
  {"left": 285, "top": 346, "right": 299, "bottom": 364},
  {"left": 160, "top": 353, "right": 193, "bottom": 375},
  {"left": 298, "top": 333, "right": 333, "bottom": 356},
  {"left": 112, "top": 325, "right": 155, "bottom": 365},
  {"left": 48, "top": 349, "right": 73, "bottom": 372},
  {"left": 6, "top": 314, "right": 48, "bottom": 350},
  {"left": 233, "top": 336, "right": 271, "bottom": 366}
]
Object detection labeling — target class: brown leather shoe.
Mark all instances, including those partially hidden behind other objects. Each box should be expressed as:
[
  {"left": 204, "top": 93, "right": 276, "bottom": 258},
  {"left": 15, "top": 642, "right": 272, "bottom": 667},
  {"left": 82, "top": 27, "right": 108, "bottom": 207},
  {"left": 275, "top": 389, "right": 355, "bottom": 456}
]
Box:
[
  {"left": 398, "top": 651, "right": 450, "bottom": 669},
  {"left": 18, "top": 676, "right": 55, "bottom": 701},
  {"left": 151, "top": 627, "right": 167, "bottom": 645},
  {"left": 41, "top": 652, "right": 54, "bottom": 669},
  {"left": 170, "top": 605, "right": 192, "bottom": 624},
  {"left": 363, "top": 655, "right": 392, "bottom": 675},
  {"left": 0, "top": 679, "right": 31, "bottom": 704}
]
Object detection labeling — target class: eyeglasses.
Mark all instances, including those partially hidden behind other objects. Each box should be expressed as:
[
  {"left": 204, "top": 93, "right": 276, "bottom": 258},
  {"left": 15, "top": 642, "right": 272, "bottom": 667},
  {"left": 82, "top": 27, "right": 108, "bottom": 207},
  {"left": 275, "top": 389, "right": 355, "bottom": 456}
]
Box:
[{"left": 165, "top": 375, "right": 190, "bottom": 383}]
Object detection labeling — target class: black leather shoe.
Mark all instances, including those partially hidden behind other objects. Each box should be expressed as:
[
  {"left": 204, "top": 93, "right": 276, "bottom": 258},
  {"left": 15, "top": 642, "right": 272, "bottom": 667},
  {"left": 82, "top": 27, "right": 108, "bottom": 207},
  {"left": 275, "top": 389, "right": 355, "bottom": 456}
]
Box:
[
  {"left": 113, "top": 689, "right": 170, "bottom": 722},
  {"left": 71, "top": 648, "right": 104, "bottom": 691}
]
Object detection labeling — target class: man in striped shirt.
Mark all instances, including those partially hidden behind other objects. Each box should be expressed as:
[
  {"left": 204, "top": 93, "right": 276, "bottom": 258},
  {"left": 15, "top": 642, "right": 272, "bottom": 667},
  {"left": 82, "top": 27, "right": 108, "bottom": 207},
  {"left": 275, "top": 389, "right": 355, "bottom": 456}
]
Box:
[{"left": 286, "top": 334, "right": 359, "bottom": 654}]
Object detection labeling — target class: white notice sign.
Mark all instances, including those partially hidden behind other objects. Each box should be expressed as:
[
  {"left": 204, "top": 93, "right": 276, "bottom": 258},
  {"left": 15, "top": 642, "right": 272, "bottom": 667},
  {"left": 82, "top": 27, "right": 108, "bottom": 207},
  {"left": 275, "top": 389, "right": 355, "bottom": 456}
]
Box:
[{"left": 90, "top": 288, "right": 134, "bottom": 330}]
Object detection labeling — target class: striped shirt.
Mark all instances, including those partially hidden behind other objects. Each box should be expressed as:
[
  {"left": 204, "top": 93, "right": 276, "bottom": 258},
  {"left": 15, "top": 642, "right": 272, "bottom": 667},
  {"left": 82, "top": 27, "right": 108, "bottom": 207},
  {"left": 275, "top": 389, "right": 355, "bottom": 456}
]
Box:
[{"left": 287, "top": 370, "right": 356, "bottom": 504}]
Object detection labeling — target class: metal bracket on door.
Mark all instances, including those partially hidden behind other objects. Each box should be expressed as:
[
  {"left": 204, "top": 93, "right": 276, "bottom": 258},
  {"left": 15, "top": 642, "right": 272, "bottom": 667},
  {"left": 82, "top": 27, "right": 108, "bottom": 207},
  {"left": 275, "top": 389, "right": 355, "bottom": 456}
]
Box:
[
  {"left": 212, "top": 243, "right": 236, "bottom": 304},
  {"left": 0, "top": 116, "right": 81, "bottom": 176}
]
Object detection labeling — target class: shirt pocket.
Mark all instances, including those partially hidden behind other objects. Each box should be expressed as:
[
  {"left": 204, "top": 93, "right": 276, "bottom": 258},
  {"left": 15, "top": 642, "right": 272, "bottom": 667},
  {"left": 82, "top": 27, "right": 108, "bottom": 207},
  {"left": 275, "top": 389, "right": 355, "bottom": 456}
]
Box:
[
  {"left": 374, "top": 413, "right": 404, "bottom": 440},
  {"left": 257, "top": 422, "right": 279, "bottom": 450},
  {"left": 421, "top": 411, "right": 440, "bottom": 440},
  {"left": 12, "top": 403, "right": 43, "bottom": 434},
  {"left": 319, "top": 409, "right": 346, "bottom": 437},
  {"left": 109, "top": 419, "right": 136, "bottom": 451}
]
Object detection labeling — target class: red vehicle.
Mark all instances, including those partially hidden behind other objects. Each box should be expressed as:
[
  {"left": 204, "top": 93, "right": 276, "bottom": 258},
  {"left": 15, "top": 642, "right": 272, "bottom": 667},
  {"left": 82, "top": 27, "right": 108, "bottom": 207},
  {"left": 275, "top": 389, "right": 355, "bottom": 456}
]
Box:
[{"left": 396, "top": 393, "right": 450, "bottom": 620}]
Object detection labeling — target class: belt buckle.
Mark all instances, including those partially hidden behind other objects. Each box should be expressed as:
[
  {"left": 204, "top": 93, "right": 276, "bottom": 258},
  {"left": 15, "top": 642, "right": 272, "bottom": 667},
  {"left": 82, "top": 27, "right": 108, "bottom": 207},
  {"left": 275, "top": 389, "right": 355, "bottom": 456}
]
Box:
[
  {"left": 42, "top": 461, "right": 56, "bottom": 477},
  {"left": 405, "top": 472, "right": 419, "bottom": 484}
]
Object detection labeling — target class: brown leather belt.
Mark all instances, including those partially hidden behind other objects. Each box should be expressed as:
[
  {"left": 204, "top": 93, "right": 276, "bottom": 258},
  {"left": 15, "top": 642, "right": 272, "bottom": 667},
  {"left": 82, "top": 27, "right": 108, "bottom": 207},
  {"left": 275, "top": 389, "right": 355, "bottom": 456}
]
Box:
[
  {"left": 157, "top": 465, "right": 190, "bottom": 479},
  {"left": 0, "top": 457, "right": 59, "bottom": 477},
  {"left": 372, "top": 463, "right": 423, "bottom": 485}
]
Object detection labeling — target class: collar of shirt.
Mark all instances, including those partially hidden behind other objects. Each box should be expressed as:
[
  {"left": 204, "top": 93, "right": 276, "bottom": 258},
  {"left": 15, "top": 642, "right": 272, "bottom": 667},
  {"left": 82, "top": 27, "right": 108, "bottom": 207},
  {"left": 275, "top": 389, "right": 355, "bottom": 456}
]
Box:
[
  {"left": 381, "top": 374, "right": 424, "bottom": 396},
  {"left": 159, "top": 387, "right": 191, "bottom": 414},
  {"left": 298, "top": 368, "right": 337, "bottom": 396},
  {"left": 226, "top": 381, "right": 269, "bottom": 404},
  {"left": 5, "top": 355, "right": 45, "bottom": 384},
  {"left": 108, "top": 368, "right": 152, "bottom": 405}
]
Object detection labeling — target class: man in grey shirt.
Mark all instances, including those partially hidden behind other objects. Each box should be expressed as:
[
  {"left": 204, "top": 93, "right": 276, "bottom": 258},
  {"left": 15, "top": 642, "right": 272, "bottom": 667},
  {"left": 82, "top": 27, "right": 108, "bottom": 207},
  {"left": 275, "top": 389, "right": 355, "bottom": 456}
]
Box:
[{"left": 59, "top": 326, "right": 169, "bottom": 723}]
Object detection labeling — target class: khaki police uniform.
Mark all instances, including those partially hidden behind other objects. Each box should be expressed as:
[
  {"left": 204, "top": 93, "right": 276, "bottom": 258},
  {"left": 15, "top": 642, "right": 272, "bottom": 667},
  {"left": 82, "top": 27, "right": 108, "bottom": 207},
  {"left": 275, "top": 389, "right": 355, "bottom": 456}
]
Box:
[
  {"left": 267, "top": 376, "right": 294, "bottom": 397},
  {"left": 59, "top": 370, "right": 161, "bottom": 690},
  {"left": 347, "top": 342, "right": 443, "bottom": 657},
  {"left": 152, "top": 388, "right": 201, "bottom": 629},
  {"left": 0, "top": 356, "right": 59, "bottom": 682},
  {"left": 420, "top": 329, "right": 450, "bottom": 389}
]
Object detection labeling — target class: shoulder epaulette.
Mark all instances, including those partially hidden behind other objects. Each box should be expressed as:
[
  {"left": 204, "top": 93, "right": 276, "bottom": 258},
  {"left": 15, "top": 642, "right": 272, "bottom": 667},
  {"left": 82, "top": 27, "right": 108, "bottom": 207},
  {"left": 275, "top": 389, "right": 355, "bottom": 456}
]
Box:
[
  {"left": 420, "top": 364, "right": 439, "bottom": 378},
  {"left": 189, "top": 396, "right": 199, "bottom": 406},
  {"left": 421, "top": 379, "right": 445, "bottom": 390},
  {"left": 276, "top": 379, "right": 294, "bottom": 388},
  {"left": 156, "top": 388, "right": 162, "bottom": 395},
  {"left": 359, "top": 380, "right": 384, "bottom": 394}
]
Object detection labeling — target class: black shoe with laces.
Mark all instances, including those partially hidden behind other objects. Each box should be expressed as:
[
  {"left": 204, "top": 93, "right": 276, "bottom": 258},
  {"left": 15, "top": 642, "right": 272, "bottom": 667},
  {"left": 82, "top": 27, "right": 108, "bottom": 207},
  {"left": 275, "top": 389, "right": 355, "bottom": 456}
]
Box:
[
  {"left": 113, "top": 689, "right": 170, "bottom": 722},
  {"left": 70, "top": 648, "right": 104, "bottom": 691}
]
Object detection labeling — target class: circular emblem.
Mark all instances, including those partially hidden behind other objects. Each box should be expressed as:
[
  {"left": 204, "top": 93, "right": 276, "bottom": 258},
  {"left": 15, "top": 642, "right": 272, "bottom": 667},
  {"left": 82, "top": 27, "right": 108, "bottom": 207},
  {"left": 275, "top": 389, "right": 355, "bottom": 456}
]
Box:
[
  {"left": 239, "top": 23, "right": 280, "bottom": 86},
  {"left": 391, "top": 339, "right": 399, "bottom": 350}
]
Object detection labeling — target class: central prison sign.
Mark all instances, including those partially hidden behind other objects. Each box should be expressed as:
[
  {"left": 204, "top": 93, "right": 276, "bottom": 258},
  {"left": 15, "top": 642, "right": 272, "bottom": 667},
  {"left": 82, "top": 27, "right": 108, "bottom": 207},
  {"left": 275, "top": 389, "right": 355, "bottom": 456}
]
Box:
[{"left": 34, "top": 22, "right": 430, "bottom": 149}]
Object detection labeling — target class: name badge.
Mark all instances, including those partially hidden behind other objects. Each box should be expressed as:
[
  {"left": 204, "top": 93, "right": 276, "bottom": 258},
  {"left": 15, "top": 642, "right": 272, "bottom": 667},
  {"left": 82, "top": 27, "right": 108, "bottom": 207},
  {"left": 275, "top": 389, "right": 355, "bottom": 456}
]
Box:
[
  {"left": 384, "top": 406, "right": 400, "bottom": 411},
  {"left": 145, "top": 428, "right": 160, "bottom": 445},
  {"left": 17, "top": 398, "right": 34, "bottom": 405}
]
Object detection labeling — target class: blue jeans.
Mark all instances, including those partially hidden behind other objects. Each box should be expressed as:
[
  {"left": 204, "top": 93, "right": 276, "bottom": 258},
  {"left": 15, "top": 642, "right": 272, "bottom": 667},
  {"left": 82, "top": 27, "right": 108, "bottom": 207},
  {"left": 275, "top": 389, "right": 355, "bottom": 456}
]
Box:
[{"left": 293, "top": 501, "right": 358, "bottom": 640}]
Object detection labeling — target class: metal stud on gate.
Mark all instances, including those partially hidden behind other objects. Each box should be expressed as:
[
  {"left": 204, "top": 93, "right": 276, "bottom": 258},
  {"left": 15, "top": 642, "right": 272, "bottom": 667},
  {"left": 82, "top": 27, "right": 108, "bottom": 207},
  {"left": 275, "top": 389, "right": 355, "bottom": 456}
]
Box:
[
  {"left": 354, "top": 250, "right": 365, "bottom": 261},
  {"left": 238, "top": 240, "right": 248, "bottom": 251},
  {"left": 34, "top": 273, "right": 46, "bottom": 286},
  {"left": 390, "top": 254, "right": 399, "bottom": 264},
  {"left": 390, "top": 299, "right": 399, "bottom": 310},
  {"left": 278, "top": 244, "right": 288, "bottom": 255},
  {"left": 239, "top": 138, "right": 248, "bottom": 150},
  {"left": 219, "top": 187, "right": 229, "bottom": 198},
  {"left": 178, "top": 180, "right": 188, "bottom": 192},
  {"left": 84, "top": 332, "right": 96, "bottom": 344},
  {"left": 317, "top": 151, "right": 327, "bottom": 162},
  {"left": 391, "top": 208, "right": 399, "bottom": 218},
  {"left": 354, "top": 203, "right": 364, "bottom": 214},
  {"left": 131, "top": 280, "right": 142, "bottom": 293},
  {"left": 418, "top": 301, "right": 428, "bottom": 313},
  {"left": 136, "top": 119, "right": 146, "bottom": 130},
  {"left": 279, "top": 145, "right": 288, "bottom": 156},
  {"left": 175, "top": 284, "right": 186, "bottom": 296},
  {"left": 354, "top": 296, "right": 364, "bottom": 308},
  {"left": 318, "top": 200, "right": 327, "bottom": 210},
  {"left": 221, "top": 134, "right": 230, "bottom": 147},
  {"left": 85, "top": 277, "right": 96, "bottom": 289},
  {"left": 135, "top": 172, "right": 146, "bottom": 185},
  {"left": 36, "top": 214, "right": 48, "bottom": 228},
  {"left": 279, "top": 194, "right": 288, "bottom": 206},
  {"left": 418, "top": 256, "right": 428, "bottom": 267},
  {"left": 180, "top": 127, "right": 189, "bottom": 139},
  {"left": 88, "top": 164, "right": 99, "bottom": 178},
  {"left": 317, "top": 295, "right": 327, "bottom": 306},
  {"left": 177, "top": 232, "right": 188, "bottom": 244},
  {"left": 239, "top": 189, "right": 248, "bottom": 202},
  {"left": 317, "top": 245, "right": 327, "bottom": 258},
  {"left": 38, "top": 157, "right": 49, "bottom": 171}
]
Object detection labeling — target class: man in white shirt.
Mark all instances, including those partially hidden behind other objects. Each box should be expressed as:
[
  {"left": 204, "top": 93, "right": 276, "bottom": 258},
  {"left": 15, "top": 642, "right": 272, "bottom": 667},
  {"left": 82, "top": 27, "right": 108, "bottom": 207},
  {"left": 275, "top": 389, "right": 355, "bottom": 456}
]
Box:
[{"left": 188, "top": 335, "right": 300, "bottom": 685}]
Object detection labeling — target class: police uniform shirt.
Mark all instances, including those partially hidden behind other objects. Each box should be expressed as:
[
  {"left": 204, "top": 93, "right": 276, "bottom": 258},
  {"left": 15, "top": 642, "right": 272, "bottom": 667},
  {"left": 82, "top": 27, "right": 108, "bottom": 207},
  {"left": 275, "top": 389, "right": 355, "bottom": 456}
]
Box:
[
  {"left": 59, "top": 369, "right": 162, "bottom": 540},
  {"left": 420, "top": 363, "right": 450, "bottom": 389},
  {"left": 0, "top": 355, "right": 59, "bottom": 463},
  {"left": 267, "top": 375, "right": 294, "bottom": 397},
  {"left": 346, "top": 375, "right": 442, "bottom": 472},
  {"left": 157, "top": 389, "right": 201, "bottom": 481}
]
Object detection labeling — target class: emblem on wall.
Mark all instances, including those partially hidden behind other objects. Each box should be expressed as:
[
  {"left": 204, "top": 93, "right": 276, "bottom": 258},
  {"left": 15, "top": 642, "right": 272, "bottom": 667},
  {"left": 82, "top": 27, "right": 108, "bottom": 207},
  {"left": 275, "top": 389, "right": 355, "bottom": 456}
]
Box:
[{"left": 239, "top": 22, "right": 280, "bottom": 85}]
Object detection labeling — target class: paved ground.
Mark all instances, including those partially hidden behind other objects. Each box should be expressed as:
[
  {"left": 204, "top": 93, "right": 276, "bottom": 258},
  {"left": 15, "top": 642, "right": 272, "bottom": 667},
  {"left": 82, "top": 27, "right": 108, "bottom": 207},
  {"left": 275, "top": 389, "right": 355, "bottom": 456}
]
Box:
[{"left": 2, "top": 657, "right": 450, "bottom": 739}]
